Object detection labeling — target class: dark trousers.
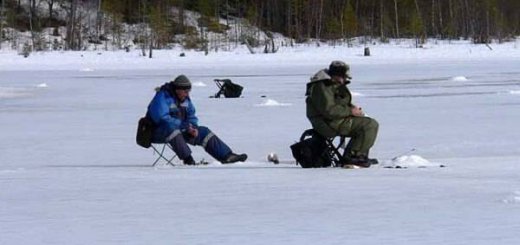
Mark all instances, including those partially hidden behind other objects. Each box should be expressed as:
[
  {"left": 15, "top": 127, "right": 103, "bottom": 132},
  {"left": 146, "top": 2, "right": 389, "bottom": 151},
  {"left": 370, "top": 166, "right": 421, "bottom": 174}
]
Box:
[{"left": 168, "top": 126, "right": 232, "bottom": 161}]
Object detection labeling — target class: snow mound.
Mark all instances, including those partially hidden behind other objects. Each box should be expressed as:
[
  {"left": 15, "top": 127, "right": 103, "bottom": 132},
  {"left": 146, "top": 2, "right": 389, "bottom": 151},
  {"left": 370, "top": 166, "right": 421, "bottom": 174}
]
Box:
[
  {"left": 503, "top": 191, "right": 520, "bottom": 204},
  {"left": 192, "top": 81, "right": 207, "bottom": 87},
  {"left": 450, "top": 76, "right": 468, "bottom": 81},
  {"left": 0, "top": 168, "right": 25, "bottom": 174},
  {"left": 382, "top": 154, "right": 443, "bottom": 168},
  {"left": 509, "top": 90, "right": 520, "bottom": 95},
  {"left": 80, "top": 68, "right": 94, "bottom": 72},
  {"left": 351, "top": 91, "right": 364, "bottom": 97},
  {"left": 256, "top": 99, "right": 291, "bottom": 107},
  {"left": 0, "top": 87, "right": 31, "bottom": 99},
  {"left": 36, "top": 83, "right": 48, "bottom": 88}
]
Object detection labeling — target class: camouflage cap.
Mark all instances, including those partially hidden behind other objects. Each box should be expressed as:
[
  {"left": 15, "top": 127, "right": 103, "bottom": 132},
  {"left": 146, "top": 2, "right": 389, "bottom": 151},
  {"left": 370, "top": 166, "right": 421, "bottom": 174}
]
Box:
[{"left": 328, "top": 60, "right": 352, "bottom": 79}]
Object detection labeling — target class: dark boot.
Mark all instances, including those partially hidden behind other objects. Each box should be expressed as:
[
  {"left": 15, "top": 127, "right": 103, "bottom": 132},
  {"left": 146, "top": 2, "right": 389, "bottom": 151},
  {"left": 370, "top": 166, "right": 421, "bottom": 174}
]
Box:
[
  {"left": 183, "top": 155, "right": 196, "bottom": 165},
  {"left": 221, "top": 153, "right": 248, "bottom": 164},
  {"left": 344, "top": 155, "right": 378, "bottom": 168}
]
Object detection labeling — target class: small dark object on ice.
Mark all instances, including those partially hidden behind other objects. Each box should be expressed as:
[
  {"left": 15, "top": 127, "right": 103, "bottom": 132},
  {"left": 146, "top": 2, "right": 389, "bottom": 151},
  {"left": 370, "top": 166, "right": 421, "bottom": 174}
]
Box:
[{"left": 267, "top": 153, "right": 279, "bottom": 164}]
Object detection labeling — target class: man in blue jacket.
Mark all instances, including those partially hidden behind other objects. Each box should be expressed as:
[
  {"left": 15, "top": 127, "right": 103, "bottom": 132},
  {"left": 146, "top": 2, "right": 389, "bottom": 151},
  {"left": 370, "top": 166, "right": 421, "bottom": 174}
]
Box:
[{"left": 147, "top": 75, "right": 247, "bottom": 165}]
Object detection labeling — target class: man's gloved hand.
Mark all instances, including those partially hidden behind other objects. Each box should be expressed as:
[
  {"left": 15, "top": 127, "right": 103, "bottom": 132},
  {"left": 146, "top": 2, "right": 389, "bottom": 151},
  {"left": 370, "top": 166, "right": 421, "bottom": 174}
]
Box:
[{"left": 187, "top": 124, "right": 198, "bottom": 138}]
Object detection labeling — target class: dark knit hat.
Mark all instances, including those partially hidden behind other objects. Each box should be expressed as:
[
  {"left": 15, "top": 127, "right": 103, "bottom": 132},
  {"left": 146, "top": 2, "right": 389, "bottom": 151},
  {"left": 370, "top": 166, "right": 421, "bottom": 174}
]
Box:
[
  {"left": 328, "top": 60, "right": 352, "bottom": 79},
  {"left": 172, "top": 75, "right": 191, "bottom": 90}
]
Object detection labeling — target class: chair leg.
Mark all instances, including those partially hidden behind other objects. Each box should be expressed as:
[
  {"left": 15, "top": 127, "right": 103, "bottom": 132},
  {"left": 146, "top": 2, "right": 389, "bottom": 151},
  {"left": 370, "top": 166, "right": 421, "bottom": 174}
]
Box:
[
  {"left": 151, "top": 144, "right": 177, "bottom": 167},
  {"left": 326, "top": 137, "right": 348, "bottom": 167}
]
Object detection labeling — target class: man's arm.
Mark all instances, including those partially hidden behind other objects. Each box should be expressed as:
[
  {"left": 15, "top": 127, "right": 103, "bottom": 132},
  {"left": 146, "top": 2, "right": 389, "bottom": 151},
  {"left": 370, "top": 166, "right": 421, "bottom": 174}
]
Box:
[{"left": 310, "top": 82, "right": 351, "bottom": 119}]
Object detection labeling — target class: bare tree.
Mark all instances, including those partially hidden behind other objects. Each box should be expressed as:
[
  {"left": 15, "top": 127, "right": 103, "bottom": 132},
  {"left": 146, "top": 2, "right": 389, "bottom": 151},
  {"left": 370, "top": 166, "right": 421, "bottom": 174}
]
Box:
[
  {"left": 42, "top": 0, "right": 57, "bottom": 27},
  {"left": 394, "top": 0, "right": 399, "bottom": 38},
  {"left": 0, "top": 0, "right": 4, "bottom": 50}
]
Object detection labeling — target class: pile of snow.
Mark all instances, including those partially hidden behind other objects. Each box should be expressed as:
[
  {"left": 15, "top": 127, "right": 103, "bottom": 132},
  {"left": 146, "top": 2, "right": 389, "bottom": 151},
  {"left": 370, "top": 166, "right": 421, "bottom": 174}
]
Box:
[
  {"left": 0, "top": 168, "right": 25, "bottom": 174},
  {"left": 255, "top": 99, "right": 291, "bottom": 107},
  {"left": 0, "top": 83, "right": 47, "bottom": 99},
  {"left": 351, "top": 91, "right": 364, "bottom": 97},
  {"left": 382, "top": 154, "right": 443, "bottom": 168},
  {"left": 503, "top": 191, "right": 520, "bottom": 204},
  {"left": 450, "top": 76, "right": 469, "bottom": 81},
  {"left": 0, "top": 87, "right": 31, "bottom": 99},
  {"left": 192, "top": 81, "right": 207, "bottom": 87}
]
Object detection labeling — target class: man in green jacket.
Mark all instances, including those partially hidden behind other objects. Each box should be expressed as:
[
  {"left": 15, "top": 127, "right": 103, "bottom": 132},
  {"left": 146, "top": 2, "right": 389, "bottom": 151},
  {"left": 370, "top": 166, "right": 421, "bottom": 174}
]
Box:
[{"left": 306, "top": 61, "right": 379, "bottom": 168}]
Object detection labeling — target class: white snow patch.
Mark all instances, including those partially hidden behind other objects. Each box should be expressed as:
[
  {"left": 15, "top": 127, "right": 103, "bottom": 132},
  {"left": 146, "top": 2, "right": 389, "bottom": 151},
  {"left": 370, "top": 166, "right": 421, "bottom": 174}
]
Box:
[
  {"left": 383, "top": 154, "right": 442, "bottom": 168},
  {"left": 450, "top": 76, "right": 468, "bottom": 81},
  {"left": 503, "top": 191, "right": 520, "bottom": 204},
  {"left": 509, "top": 90, "right": 520, "bottom": 95},
  {"left": 0, "top": 168, "right": 25, "bottom": 174},
  {"left": 80, "top": 68, "right": 94, "bottom": 72},
  {"left": 36, "top": 83, "right": 48, "bottom": 88},
  {"left": 256, "top": 99, "right": 291, "bottom": 107},
  {"left": 192, "top": 81, "right": 207, "bottom": 87},
  {"left": 0, "top": 87, "right": 31, "bottom": 99},
  {"left": 351, "top": 91, "right": 364, "bottom": 97}
]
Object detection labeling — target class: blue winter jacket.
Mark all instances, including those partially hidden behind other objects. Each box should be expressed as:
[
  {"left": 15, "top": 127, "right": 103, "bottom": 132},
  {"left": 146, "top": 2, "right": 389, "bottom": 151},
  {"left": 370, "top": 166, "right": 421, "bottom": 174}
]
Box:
[{"left": 147, "top": 88, "right": 198, "bottom": 143}]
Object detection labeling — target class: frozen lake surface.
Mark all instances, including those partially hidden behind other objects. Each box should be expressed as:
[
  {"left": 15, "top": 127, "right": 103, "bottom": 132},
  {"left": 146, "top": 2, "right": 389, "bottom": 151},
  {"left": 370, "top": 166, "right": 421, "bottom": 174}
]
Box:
[{"left": 1, "top": 43, "right": 520, "bottom": 244}]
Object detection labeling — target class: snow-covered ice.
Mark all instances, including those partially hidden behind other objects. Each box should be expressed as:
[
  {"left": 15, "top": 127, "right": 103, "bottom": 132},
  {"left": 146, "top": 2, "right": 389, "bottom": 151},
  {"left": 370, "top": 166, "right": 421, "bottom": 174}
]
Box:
[{"left": 1, "top": 40, "right": 520, "bottom": 244}]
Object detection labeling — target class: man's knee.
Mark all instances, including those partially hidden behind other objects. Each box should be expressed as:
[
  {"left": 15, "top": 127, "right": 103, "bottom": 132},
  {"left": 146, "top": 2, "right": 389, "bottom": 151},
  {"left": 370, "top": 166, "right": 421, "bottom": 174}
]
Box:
[
  {"left": 369, "top": 118, "right": 379, "bottom": 131},
  {"left": 166, "top": 129, "right": 184, "bottom": 143},
  {"left": 197, "top": 126, "right": 211, "bottom": 138}
]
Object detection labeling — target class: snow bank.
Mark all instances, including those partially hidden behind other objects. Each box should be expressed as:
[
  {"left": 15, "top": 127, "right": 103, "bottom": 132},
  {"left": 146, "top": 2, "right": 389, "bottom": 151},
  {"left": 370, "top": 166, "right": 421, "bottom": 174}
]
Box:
[
  {"left": 1, "top": 40, "right": 519, "bottom": 71},
  {"left": 36, "top": 83, "right": 48, "bottom": 88},
  {"left": 0, "top": 86, "right": 32, "bottom": 99},
  {"left": 351, "top": 91, "right": 364, "bottom": 97},
  {"left": 450, "top": 76, "right": 469, "bottom": 81},
  {"left": 503, "top": 191, "right": 520, "bottom": 204},
  {"left": 192, "top": 81, "right": 207, "bottom": 87},
  {"left": 382, "top": 154, "right": 444, "bottom": 168},
  {"left": 255, "top": 99, "right": 291, "bottom": 107}
]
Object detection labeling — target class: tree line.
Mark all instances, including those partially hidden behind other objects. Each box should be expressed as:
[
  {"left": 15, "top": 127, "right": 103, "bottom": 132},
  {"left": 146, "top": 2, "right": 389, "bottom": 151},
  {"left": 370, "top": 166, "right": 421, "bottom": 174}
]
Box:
[
  {"left": 1, "top": 0, "right": 518, "bottom": 52},
  {"left": 232, "top": 0, "right": 519, "bottom": 44}
]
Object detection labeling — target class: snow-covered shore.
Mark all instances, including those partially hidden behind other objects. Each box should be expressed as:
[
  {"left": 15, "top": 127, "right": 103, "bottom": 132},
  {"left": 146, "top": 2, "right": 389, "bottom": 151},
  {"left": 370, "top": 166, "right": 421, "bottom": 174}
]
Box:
[{"left": 1, "top": 39, "right": 519, "bottom": 71}]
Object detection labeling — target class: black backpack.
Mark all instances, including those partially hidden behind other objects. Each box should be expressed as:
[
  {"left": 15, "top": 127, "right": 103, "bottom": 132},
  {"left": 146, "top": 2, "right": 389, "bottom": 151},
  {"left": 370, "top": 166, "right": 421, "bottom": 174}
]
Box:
[
  {"left": 136, "top": 116, "right": 155, "bottom": 148},
  {"left": 290, "top": 130, "right": 332, "bottom": 168}
]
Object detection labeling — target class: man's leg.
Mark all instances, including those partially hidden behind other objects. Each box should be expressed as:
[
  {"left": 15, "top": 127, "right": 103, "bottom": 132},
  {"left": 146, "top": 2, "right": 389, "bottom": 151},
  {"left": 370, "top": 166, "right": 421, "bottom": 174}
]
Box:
[
  {"left": 185, "top": 126, "right": 233, "bottom": 162},
  {"left": 167, "top": 130, "right": 194, "bottom": 164},
  {"left": 340, "top": 117, "right": 379, "bottom": 157}
]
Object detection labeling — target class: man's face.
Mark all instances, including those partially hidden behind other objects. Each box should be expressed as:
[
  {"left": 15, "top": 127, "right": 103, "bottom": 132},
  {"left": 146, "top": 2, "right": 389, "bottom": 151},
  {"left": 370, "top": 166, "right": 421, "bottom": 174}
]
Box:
[
  {"left": 331, "top": 75, "right": 346, "bottom": 84},
  {"left": 175, "top": 88, "right": 191, "bottom": 101}
]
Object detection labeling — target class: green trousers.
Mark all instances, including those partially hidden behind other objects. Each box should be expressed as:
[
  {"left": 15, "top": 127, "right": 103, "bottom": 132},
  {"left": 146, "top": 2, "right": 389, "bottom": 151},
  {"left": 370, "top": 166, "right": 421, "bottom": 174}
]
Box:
[{"left": 338, "top": 117, "right": 379, "bottom": 156}]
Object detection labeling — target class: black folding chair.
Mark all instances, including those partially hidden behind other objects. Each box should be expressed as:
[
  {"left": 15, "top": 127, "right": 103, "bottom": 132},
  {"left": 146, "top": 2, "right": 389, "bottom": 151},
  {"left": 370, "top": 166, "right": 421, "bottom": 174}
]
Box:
[
  {"left": 300, "top": 129, "right": 348, "bottom": 167},
  {"left": 150, "top": 143, "right": 177, "bottom": 167},
  {"left": 137, "top": 116, "right": 178, "bottom": 167},
  {"left": 213, "top": 79, "right": 243, "bottom": 98}
]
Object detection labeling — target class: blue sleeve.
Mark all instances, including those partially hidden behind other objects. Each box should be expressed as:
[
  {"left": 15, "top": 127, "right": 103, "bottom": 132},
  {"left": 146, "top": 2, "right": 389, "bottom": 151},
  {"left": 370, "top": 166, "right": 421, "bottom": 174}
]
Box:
[
  {"left": 148, "top": 91, "right": 182, "bottom": 133},
  {"left": 186, "top": 98, "right": 199, "bottom": 127}
]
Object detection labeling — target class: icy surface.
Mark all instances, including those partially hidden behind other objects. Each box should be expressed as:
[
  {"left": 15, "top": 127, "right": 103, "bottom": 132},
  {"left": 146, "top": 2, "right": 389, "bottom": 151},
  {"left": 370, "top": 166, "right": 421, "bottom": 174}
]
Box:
[{"left": 1, "top": 41, "right": 520, "bottom": 244}]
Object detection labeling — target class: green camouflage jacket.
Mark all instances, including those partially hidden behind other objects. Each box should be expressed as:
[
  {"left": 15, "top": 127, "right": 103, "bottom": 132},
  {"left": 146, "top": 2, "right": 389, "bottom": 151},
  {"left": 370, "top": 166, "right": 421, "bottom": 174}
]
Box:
[{"left": 305, "top": 69, "right": 353, "bottom": 138}]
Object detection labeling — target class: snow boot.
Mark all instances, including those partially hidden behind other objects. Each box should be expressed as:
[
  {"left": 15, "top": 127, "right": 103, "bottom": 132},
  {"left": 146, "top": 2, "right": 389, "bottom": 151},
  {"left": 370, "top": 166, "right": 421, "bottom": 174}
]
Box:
[
  {"left": 221, "top": 153, "right": 248, "bottom": 164},
  {"left": 183, "top": 155, "right": 196, "bottom": 165},
  {"left": 343, "top": 155, "right": 378, "bottom": 168}
]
